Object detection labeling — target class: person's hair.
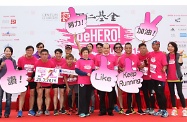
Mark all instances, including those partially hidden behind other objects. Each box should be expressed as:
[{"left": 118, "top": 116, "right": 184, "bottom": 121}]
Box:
[
  {"left": 40, "top": 49, "right": 49, "bottom": 54},
  {"left": 103, "top": 43, "right": 110, "bottom": 48},
  {"left": 113, "top": 43, "right": 122, "bottom": 53},
  {"left": 138, "top": 43, "right": 147, "bottom": 48},
  {"left": 125, "top": 42, "right": 132, "bottom": 47},
  {"left": 54, "top": 48, "right": 63, "bottom": 54},
  {"left": 81, "top": 47, "right": 90, "bottom": 54},
  {"left": 65, "top": 54, "right": 74, "bottom": 59},
  {"left": 36, "top": 42, "right": 44, "bottom": 48},
  {"left": 168, "top": 42, "right": 178, "bottom": 53},
  {"left": 25, "top": 46, "right": 34, "bottom": 51},
  {"left": 96, "top": 43, "right": 103, "bottom": 47},
  {"left": 87, "top": 43, "right": 94, "bottom": 49},
  {"left": 4, "top": 46, "right": 13, "bottom": 55}
]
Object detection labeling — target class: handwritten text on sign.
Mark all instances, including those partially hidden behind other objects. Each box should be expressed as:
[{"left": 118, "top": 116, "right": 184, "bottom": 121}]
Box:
[
  {"left": 65, "top": 7, "right": 87, "bottom": 34},
  {"left": 135, "top": 12, "right": 162, "bottom": 41},
  {"left": 117, "top": 58, "right": 143, "bottom": 93},
  {"left": 0, "top": 60, "right": 28, "bottom": 94},
  {"left": 35, "top": 67, "right": 59, "bottom": 83},
  {"left": 91, "top": 56, "right": 118, "bottom": 92}
]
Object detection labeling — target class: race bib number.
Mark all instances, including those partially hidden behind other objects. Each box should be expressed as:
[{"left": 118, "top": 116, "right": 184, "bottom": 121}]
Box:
[
  {"left": 140, "top": 67, "right": 148, "bottom": 75},
  {"left": 150, "top": 64, "right": 156, "bottom": 73}
]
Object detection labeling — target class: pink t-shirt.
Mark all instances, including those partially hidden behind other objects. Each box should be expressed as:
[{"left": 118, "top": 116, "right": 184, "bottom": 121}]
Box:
[
  {"left": 34, "top": 59, "right": 55, "bottom": 87},
  {"left": 137, "top": 53, "right": 151, "bottom": 80},
  {"left": 62, "top": 62, "right": 78, "bottom": 85},
  {"left": 167, "top": 54, "right": 178, "bottom": 80},
  {"left": 50, "top": 57, "right": 66, "bottom": 84},
  {"left": 119, "top": 54, "right": 140, "bottom": 71},
  {"left": 17, "top": 56, "right": 37, "bottom": 82},
  {"left": 75, "top": 59, "right": 95, "bottom": 85},
  {"left": 95, "top": 54, "right": 117, "bottom": 70},
  {"left": 149, "top": 51, "right": 167, "bottom": 82}
]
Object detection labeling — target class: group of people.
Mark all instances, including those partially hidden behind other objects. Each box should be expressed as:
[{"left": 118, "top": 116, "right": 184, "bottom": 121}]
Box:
[{"left": 0, "top": 35, "right": 186, "bottom": 118}]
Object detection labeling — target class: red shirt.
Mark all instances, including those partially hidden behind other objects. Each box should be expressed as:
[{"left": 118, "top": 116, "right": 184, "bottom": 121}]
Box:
[
  {"left": 17, "top": 56, "right": 37, "bottom": 82},
  {"left": 95, "top": 54, "right": 117, "bottom": 70},
  {"left": 149, "top": 51, "right": 167, "bottom": 82},
  {"left": 50, "top": 57, "right": 66, "bottom": 84},
  {"left": 137, "top": 52, "right": 151, "bottom": 80},
  {"left": 167, "top": 54, "right": 178, "bottom": 80},
  {"left": 62, "top": 62, "right": 78, "bottom": 85},
  {"left": 34, "top": 59, "right": 55, "bottom": 87},
  {"left": 119, "top": 54, "right": 140, "bottom": 71}
]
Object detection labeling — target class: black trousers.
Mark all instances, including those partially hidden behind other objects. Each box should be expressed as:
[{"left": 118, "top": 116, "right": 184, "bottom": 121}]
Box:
[
  {"left": 99, "top": 87, "right": 114, "bottom": 114},
  {"left": 78, "top": 84, "right": 92, "bottom": 114},
  {"left": 153, "top": 79, "right": 167, "bottom": 110},
  {"left": 168, "top": 82, "right": 186, "bottom": 108},
  {"left": 113, "top": 87, "right": 117, "bottom": 105},
  {"left": 127, "top": 92, "right": 142, "bottom": 110},
  {"left": 142, "top": 80, "right": 155, "bottom": 109}
]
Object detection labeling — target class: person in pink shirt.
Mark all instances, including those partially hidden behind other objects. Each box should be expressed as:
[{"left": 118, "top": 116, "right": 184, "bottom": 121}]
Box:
[
  {"left": 17, "top": 46, "right": 37, "bottom": 117},
  {"left": 166, "top": 42, "right": 187, "bottom": 116},
  {"left": 50, "top": 49, "right": 66, "bottom": 115},
  {"left": 149, "top": 40, "right": 168, "bottom": 117},
  {"left": 62, "top": 54, "right": 78, "bottom": 115},
  {"left": 32, "top": 49, "right": 55, "bottom": 116},
  {"left": 95, "top": 43, "right": 117, "bottom": 116},
  {"left": 75, "top": 47, "right": 95, "bottom": 118},
  {"left": 118, "top": 42, "right": 145, "bottom": 115},
  {"left": 137, "top": 43, "right": 155, "bottom": 115}
]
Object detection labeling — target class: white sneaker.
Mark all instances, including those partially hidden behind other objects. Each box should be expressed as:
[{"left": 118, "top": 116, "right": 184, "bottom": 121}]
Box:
[
  {"left": 171, "top": 108, "right": 178, "bottom": 116},
  {"left": 182, "top": 109, "right": 187, "bottom": 117}
]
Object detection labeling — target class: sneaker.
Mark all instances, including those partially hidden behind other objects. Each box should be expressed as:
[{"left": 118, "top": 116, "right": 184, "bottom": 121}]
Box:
[
  {"left": 171, "top": 108, "right": 178, "bottom": 116},
  {"left": 182, "top": 108, "right": 187, "bottom": 117},
  {"left": 131, "top": 107, "right": 136, "bottom": 114},
  {"left": 85, "top": 113, "right": 90, "bottom": 116},
  {"left": 114, "top": 105, "right": 120, "bottom": 112},
  {"left": 36, "top": 110, "right": 43, "bottom": 117},
  {"left": 137, "top": 109, "right": 146, "bottom": 115},
  {"left": 54, "top": 109, "right": 59, "bottom": 116},
  {"left": 90, "top": 106, "right": 94, "bottom": 113},
  {"left": 59, "top": 107, "right": 66, "bottom": 114},
  {"left": 161, "top": 110, "right": 169, "bottom": 118},
  {"left": 66, "top": 109, "right": 72, "bottom": 115},
  {"left": 119, "top": 108, "right": 124, "bottom": 114},
  {"left": 125, "top": 109, "right": 132, "bottom": 115},
  {"left": 17, "top": 111, "right": 23, "bottom": 118},
  {"left": 148, "top": 108, "right": 155, "bottom": 115},
  {"left": 79, "top": 113, "right": 86, "bottom": 118},
  {"left": 45, "top": 110, "right": 50, "bottom": 116},
  {"left": 144, "top": 108, "right": 150, "bottom": 114},
  {"left": 28, "top": 110, "right": 35, "bottom": 116},
  {"left": 153, "top": 109, "right": 163, "bottom": 116}
]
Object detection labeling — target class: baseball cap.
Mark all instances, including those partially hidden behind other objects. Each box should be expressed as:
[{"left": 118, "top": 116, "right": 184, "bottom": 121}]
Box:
[
  {"left": 152, "top": 40, "right": 160, "bottom": 45},
  {"left": 65, "top": 45, "right": 72, "bottom": 49}
]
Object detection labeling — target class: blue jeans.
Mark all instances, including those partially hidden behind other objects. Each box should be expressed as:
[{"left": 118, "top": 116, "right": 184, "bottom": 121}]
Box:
[{"left": 0, "top": 86, "right": 12, "bottom": 116}]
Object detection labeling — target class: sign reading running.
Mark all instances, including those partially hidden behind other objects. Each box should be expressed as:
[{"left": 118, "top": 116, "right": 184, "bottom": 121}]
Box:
[
  {"left": 117, "top": 58, "right": 143, "bottom": 93},
  {"left": 35, "top": 67, "right": 59, "bottom": 84}
]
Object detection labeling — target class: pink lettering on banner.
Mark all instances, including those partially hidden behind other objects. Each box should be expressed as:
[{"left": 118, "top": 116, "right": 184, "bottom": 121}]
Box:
[{"left": 56, "top": 24, "right": 133, "bottom": 53}]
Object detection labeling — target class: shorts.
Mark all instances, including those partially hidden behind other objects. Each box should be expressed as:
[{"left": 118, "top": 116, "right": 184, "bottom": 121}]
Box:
[
  {"left": 39, "top": 86, "right": 51, "bottom": 89},
  {"left": 52, "top": 84, "right": 66, "bottom": 89},
  {"left": 26, "top": 82, "right": 37, "bottom": 89},
  {"left": 68, "top": 84, "right": 78, "bottom": 95}
]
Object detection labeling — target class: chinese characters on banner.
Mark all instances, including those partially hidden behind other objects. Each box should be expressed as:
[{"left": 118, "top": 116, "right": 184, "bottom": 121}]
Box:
[
  {"left": 61, "top": 10, "right": 120, "bottom": 22},
  {"left": 135, "top": 12, "right": 162, "bottom": 42}
]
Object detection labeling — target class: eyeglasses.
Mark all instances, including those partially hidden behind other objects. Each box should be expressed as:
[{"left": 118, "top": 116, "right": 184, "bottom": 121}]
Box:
[{"left": 115, "top": 46, "right": 121, "bottom": 49}]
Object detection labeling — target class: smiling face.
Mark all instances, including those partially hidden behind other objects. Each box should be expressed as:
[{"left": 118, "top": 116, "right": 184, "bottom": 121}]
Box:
[{"left": 124, "top": 44, "right": 132, "bottom": 55}]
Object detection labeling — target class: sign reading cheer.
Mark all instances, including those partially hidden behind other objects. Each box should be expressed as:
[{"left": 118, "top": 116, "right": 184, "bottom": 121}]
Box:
[
  {"left": 135, "top": 12, "right": 162, "bottom": 41},
  {"left": 65, "top": 7, "right": 87, "bottom": 34},
  {"left": 0, "top": 60, "right": 28, "bottom": 94},
  {"left": 35, "top": 67, "right": 59, "bottom": 84},
  {"left": 117, "top": 58, "right": 143, "bottom": 93},
  {"left": 91, "top": 56, "right": 118, "bottom": 92}
]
